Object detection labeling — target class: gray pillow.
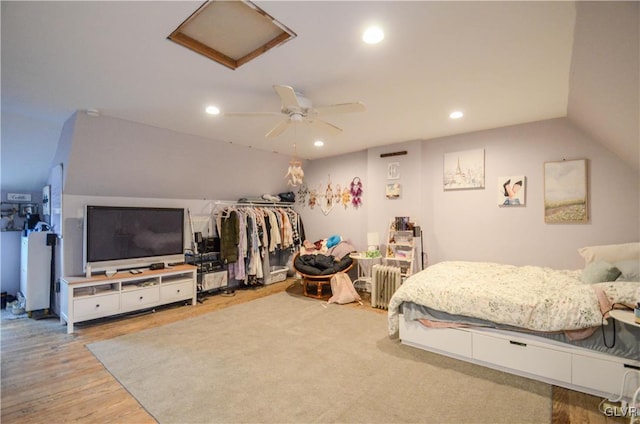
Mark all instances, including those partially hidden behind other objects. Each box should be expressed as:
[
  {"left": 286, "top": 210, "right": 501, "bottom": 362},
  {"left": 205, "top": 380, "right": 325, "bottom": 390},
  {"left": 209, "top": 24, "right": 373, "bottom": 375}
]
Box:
[
  {"left": 581, "top": 260, "right": 621, "bottom": 284},
  {"left": 614, "top": 260, "right": 640, "bottom": 282}
]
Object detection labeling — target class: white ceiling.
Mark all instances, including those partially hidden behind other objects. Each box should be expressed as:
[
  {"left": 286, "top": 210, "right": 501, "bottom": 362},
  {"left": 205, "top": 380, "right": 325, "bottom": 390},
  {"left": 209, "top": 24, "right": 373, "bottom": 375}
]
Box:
[{"left": 1, "top": 1, "right": 630, "bottom": 193}]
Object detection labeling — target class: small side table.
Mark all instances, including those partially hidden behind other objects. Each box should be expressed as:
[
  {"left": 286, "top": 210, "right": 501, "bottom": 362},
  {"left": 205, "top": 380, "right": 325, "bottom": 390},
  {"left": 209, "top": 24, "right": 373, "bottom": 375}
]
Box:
[
  {"left": 349, "top": 253, "right": 382, "bottom": 292},
  {"left": 609, "top": 309, "right": 640, "bottom": 328}
]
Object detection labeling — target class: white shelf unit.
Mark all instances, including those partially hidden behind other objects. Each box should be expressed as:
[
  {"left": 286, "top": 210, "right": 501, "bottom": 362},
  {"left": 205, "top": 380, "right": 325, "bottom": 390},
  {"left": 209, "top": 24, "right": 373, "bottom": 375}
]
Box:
[
  {"left": 384, "top": 218, "right": 421, "bottom": 278},
  {"left": 60, "top": 265, "right": 197, "bottom": 333},
  {"left": 20, "top": 231, "right": 52, "bottom": 314}
]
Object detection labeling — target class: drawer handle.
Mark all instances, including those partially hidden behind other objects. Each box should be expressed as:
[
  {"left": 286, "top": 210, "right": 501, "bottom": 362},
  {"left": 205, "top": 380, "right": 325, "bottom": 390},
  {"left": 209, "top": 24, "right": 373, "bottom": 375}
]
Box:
[
  {"left": 177, "top": 289, "right": 181, "bottom": 293},
  {"left": 95, "top": 304, "right": 100, "bottom": 308},
  {"left": 509, "top": 340, "right": 527, "bottom": 347},
  {"left": 624, "top": 364, "right": 640, "bottom": 371},
  {"left": 139, "top": 296, "right": 144, "bottom": 300}
]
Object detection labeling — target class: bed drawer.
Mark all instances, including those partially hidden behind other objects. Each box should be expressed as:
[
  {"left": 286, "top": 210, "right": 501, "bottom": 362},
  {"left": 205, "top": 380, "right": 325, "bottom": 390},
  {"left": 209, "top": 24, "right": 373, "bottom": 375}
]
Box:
[
  {"left": 400, "top": 317, "right": 472, "bottom": 358},
  {"left": 572, "top": 354, "right": 640, "bottom": 396},
  {"left": 473, "top": 332, "right": 572, "bottom": 383}
]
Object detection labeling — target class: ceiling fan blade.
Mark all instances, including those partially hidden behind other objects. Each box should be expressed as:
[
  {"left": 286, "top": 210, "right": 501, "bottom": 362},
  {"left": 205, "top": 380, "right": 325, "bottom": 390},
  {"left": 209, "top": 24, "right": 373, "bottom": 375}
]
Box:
[
  {"left": 265, "top": 119, "right": 291, "bottom": 138},
  {"left": 273, "top": 85, "right": 300, "bottom": 109},
  {"left": 223, "top": 112, "right": 282, "bottom": 117},
  {"left": 308, "top": 118, "right": 342, "bottom": 136},
  {"left": 314, "top": 101, "right": 365, "bottom": 116}
]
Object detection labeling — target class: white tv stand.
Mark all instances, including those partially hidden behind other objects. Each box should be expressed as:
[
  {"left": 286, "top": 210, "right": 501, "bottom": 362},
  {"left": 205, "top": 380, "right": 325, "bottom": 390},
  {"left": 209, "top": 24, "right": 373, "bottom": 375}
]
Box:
[{"left": 60, "top": 265, "right": 197, "bottom": 333}]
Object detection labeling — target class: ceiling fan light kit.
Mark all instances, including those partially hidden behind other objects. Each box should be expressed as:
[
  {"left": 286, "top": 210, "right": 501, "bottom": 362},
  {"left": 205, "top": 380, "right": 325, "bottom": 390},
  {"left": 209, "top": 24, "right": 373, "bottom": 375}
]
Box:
[{"left": 226, "top": 85, "right": 366, "bottom": 140}]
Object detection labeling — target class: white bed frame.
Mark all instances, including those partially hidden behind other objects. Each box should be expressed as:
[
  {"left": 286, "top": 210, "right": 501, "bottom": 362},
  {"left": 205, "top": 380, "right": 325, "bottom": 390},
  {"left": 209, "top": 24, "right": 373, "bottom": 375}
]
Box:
[{"left": 399, "top": 313, "right": 640, "bottom": 399}]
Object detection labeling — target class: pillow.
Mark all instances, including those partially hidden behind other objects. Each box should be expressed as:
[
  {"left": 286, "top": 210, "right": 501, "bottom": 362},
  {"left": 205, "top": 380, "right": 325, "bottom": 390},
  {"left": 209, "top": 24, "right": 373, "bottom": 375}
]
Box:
[
  {"left": 578, "top": 242, "right": 640, "bottom": 265},
  {"left": 581, "top": 260, "right": 621, "bottom": 284},
  {"left": 614, "top": 260, "right": 640, "bottom": 282},
  {"left": 328, "top": 240, "right": 356, "bottom": 260}
]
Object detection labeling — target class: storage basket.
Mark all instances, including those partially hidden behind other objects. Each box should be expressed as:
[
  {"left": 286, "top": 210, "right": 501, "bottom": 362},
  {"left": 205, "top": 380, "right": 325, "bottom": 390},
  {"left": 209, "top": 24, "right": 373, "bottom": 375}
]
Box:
[{"left": 268, "top": 266, "right": 289, "bottom": 284}]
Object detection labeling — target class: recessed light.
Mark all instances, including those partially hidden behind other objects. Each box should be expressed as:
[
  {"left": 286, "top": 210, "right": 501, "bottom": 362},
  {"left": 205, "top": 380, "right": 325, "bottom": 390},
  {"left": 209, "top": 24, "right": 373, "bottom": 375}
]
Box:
[
  {"left": 363, "top": 26, "right": 384, "bottom": 44},
  {"left": 449, "top": 111, "right": 464, "bottom": 119},
  {"left": 205, "top": 105, "right": 220, "bottom": 115},
  {"left": 314, "top": 140, "right": 324, "bottom": 147}
]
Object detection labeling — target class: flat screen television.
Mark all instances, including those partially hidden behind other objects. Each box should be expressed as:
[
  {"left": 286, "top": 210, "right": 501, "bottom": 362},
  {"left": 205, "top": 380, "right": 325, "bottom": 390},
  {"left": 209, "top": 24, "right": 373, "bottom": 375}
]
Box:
[{"left": 83, "top": 205, "right": 185, "bottom": 275}]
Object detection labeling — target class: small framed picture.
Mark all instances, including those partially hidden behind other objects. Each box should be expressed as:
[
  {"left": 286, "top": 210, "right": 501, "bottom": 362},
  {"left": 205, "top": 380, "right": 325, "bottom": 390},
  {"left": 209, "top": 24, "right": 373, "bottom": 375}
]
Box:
[
  {"left": 18, "top": 203, "right": 38, "bottom": 217},
  {"left": 42, "top": 185, "right": 51, "bottom": 216},
  {"left": 498, "top": 176, "right": 526, "bottom": 206},
  {"left": 386, "top": 183, "right": 401, "bottom": 199},
  {"left": 387, "top": 162, "right": 400, "bottom": 180}
]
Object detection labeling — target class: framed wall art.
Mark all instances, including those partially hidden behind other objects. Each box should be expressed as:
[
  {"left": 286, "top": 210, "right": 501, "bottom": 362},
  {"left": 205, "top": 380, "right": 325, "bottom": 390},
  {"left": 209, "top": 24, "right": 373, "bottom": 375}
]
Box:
[
  {"left": 386, "top": 183, "right": 401, "bottom": 199},
  {"left": 387, "top": 162, "right": 400, "bottom": 180},
  {"left": 498, "top": 176, "right": 526, "bottom": 206},
  {"left": 443, "top": 148, "right": 485, "bottom": 190},
  {"left": 544, "top": 159, "right": 588, "bottom": 223}
]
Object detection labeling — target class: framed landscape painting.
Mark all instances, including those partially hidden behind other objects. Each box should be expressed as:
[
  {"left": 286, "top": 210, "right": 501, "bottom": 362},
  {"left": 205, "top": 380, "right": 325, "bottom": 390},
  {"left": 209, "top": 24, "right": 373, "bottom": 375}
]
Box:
[{"left": 544, "top": 159, "right": 588, "bottom": 223}]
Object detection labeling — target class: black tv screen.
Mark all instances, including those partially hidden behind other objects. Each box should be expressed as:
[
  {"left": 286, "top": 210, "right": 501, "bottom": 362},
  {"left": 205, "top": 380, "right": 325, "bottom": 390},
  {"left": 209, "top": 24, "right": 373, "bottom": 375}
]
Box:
[{"left": 85, "top": 206, "right": 184, "bottom": 265}]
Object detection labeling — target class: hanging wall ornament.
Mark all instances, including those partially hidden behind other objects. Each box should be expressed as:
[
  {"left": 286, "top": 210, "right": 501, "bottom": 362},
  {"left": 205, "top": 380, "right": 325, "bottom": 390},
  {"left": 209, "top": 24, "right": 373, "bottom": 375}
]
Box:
[
  {"left": 350, "top": 177, "right": 363, "bottom": 208},
  {"left": 341, "top": 185, "right": 351, "bottom": 208},
  {"left": 320, "top": 177, "right": 335, "bottom": 216},
  {"left": 296, "top": 183, "right": 308, "bottom": 206},
  {"left": 308, "top": 187, "right": 318, "bottom": 209}
]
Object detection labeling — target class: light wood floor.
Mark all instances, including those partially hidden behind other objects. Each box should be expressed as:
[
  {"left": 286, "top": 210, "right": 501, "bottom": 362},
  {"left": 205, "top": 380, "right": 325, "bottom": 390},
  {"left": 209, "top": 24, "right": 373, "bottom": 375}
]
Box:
[{"left": 0, "top": 279, "right": 627, "bottom": 423}]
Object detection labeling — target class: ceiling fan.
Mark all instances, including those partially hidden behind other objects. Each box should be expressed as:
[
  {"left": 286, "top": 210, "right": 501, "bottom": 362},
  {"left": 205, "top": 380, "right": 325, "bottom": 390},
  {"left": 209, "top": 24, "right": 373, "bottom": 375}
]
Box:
[{"left": 224, "top": 85, "right": 366, "bottom": 138}]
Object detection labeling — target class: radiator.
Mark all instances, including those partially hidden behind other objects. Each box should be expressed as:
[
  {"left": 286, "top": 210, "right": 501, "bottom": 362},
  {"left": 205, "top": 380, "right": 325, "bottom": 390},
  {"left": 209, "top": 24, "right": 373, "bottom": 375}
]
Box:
[{"left": 371, "top": 265, "right": 402, "bottom": 309}]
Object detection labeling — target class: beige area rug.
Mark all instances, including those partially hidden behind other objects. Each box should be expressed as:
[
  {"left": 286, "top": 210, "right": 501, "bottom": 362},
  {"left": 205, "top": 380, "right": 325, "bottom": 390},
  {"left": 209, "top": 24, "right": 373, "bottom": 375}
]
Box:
[{"left": 87, "top": 292, "right": 551, "bottom": 423}]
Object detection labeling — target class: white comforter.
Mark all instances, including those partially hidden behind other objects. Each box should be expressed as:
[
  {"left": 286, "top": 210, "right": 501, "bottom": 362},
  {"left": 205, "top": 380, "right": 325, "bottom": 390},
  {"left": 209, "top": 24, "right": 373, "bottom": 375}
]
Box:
[{"left": 388, "top": 261, "right": 639, "bottom": 336}]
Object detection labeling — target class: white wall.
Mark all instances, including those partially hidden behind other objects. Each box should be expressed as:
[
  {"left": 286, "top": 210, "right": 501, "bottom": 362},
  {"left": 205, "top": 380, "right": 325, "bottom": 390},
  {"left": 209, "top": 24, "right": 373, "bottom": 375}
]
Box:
[
  {"left": 65, "top": 113, "right": 296, "bottom": 200},
  {"left": 296, "top": 150, "right": 368, "bottom": 248},
  {"left": 422, "top": 118, "right": 638, "bottom": 268},
  {"left": 301, "top": 118, "right": 639, "bottom": 270}
]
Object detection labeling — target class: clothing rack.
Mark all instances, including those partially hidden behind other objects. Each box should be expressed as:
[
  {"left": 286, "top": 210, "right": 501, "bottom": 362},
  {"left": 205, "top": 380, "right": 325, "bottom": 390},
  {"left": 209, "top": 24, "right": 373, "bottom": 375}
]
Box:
[
  {"left": 212, "top": 201, "right": 304, "bottom": 288},
  {"left": 212, "top": 199, "right": 295, "bottom": 208}
]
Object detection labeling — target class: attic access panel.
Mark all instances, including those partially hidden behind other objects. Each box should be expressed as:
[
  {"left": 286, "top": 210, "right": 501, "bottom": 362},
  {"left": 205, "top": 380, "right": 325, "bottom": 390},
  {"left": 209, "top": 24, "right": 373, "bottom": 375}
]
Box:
[{"left": 168, "top": 0, "right": 296, "bottom": 70}]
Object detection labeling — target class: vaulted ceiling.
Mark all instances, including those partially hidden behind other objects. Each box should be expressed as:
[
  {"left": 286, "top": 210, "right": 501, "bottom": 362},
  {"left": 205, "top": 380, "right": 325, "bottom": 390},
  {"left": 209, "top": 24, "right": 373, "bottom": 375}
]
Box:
[{"left": 1, "top": 1, "right": 638, "bottom": 192}]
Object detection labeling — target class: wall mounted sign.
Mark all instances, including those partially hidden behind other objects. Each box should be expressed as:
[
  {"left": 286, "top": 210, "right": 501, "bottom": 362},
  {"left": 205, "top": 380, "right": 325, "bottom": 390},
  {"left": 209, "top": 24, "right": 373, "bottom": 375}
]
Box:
[{"left": 7, "top": 193, "right": 31, "bottom": 202}]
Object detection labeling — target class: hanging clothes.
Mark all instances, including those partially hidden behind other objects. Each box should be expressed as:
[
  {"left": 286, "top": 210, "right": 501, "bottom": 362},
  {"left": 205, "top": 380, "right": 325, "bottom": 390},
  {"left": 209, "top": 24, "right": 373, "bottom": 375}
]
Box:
[
  {"left": 220, "top": 210, "right": 239, "bottom": 263},
  {"left": 214, "top": 202, "right": 304, "bottom": 285}
]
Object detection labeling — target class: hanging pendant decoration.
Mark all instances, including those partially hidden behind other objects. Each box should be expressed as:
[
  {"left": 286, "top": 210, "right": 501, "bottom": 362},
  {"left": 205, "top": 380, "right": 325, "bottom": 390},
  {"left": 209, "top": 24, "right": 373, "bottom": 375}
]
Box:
[
  {"left": 285, "top": 142, "right": 304, "bottom": 187},
  {"left": 350, "top": 177, "right": 363, "bottom": 208}
]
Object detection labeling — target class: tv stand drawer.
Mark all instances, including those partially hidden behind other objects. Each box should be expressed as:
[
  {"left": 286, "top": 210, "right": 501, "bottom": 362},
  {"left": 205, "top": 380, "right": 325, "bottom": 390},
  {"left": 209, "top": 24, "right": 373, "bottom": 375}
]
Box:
[
  {"left": 74, "top": 293, "right": 120, "bottom": 320},
  {"left": 121, "top": 286, "right": 160, "bottom": 309}
]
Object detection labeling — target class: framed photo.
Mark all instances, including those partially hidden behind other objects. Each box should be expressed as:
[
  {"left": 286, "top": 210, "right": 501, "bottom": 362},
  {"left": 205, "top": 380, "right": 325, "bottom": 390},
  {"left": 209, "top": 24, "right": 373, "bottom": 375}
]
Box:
[
  {"left": 18, "top": 203, "right": 38, "bottom": 217},
  {"left": 42, "top": 185, "right": 51, "bottom": 216},
  {"left": 544, "top": 159, "right": 588, "bottom": 223},
  {"left": 387, "top": 162, "right": 400, "bottom": 180},
  {"left": 386, "top": 183, "right": 401, "bottom": 199},
  {"left": 498, "top": 176, "right": 526, "bottom": 206},
  {"left": 443, "top": 149, "right": 485, "bottom": 190}
]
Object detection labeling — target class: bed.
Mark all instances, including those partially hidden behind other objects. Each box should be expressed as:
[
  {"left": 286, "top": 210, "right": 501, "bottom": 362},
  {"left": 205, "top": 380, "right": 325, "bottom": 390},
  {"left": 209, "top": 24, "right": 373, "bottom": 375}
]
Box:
[{"left": 387, "top": 242, "right": 640, "bottom": 399}]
